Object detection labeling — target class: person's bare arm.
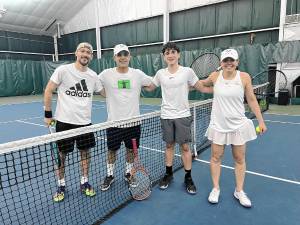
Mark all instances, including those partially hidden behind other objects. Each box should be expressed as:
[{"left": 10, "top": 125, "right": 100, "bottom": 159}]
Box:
[
  {"left": 95, "top": 88, "right": 106, "bottom": 97},
  {"left": 193, "top": 72, "right": 216, "bottom": 93},
  {"left": 143, "top": 83, "right": 157, "bottom": 92},
  {"left": 44, "top": 80, "right": 58, "bottom": 126},
  {"left": 243, "top": 72, "right": 267, "bottom": 133}
]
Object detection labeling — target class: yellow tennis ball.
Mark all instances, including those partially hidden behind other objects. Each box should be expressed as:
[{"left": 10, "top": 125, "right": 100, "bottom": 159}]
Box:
[{"left": 256, "top": 126, "right": 261, "bottom": 133}]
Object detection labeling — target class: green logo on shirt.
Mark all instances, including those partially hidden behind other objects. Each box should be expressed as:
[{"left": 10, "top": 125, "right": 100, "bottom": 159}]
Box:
[{"left": 118, "top": 80, "right": 131, "bottom": 89}]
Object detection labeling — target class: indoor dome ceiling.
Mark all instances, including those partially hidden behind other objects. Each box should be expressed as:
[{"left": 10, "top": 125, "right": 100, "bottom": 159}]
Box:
[{"left": 0, "top": 0, "right": 92, "bottom": 36}]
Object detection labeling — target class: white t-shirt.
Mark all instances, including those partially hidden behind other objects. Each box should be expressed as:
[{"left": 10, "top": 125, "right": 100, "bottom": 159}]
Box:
[
  {"left": 152, "top": 66, "right": 198, "bottom": 119},
  {"left": 50, "top": 63, "right": 103, "bottom": 125},
  {"left": 98, "top": 68, "right": 152, "bottom": 122}
]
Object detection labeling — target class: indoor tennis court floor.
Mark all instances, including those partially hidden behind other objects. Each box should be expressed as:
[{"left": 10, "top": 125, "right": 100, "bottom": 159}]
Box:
[{"left": 0, "top": 101, "right": 299, "bottom": 225}]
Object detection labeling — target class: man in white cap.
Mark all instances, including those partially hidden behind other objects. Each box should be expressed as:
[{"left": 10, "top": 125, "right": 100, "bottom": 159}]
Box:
[
  {"left": 44, "top": 42, "right": 105, "bottom": 202},
  {"left": 99, "top": 44, "right": 153, "bottom": 191}
]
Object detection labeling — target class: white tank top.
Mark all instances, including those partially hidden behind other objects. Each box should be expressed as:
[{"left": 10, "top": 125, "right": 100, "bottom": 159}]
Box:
[{"left": 210, "top": 70, "right": 248, "bottom": 132}]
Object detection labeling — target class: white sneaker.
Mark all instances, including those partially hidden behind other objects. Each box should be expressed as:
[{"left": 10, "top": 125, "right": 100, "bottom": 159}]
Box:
[
  {"left": 208, "top": 188, "right": 220, "bottom": 204},
  {"left": 234, "top": 189, "right": 252, "bottom": 208}
]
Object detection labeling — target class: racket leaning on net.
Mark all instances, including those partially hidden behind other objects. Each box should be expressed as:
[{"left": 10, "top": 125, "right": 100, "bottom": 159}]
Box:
[
  {"left": 129, "top": 139, "right": 151, "bottom": 201},
  {"left": 252, "top": 69, "right": 288, "bottom": 96},
  {"left": 48, "top": 120, "right": 61, "bottom": 167},
  {"left": 190, "top": 52, "right": 220, "bottom": 157},
  {"left": 190, "top": 52, "right": 220, "bottom": 79}
]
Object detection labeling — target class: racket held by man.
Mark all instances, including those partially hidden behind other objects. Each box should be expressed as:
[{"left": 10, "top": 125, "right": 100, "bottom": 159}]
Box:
[
  {"left": 129, "top": 139, "right": 151, "bottom": 201},
  {"left": 48, "top": 120, "right": 61, "bottom": 167}
]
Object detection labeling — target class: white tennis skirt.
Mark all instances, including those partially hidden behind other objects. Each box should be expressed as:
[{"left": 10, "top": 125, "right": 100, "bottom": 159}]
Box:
[{"left": 205, "top": 119, "right": 257, "bottom": 145}]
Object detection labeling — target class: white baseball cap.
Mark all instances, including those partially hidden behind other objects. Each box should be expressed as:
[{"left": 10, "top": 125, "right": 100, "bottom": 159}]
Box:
[
  {"left": 220, "top": 49, "right": 238, "bottom": 61},
  {"left": 76, "top": 42, "right": 93, "bottom": 52},
  {"left": 113, "top": 44, "right": 129, "bottom": 55}
]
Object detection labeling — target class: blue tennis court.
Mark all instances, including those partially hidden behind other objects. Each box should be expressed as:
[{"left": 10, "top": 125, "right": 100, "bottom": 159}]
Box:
[
  {"left": 0, "top": 101, "right": 299, "bottom": 225},
  {"left": 102, "top": 113, "right": 300, "bottom": 225},
  {"left": 0, "top": 101, "right": 160, "bottom": 144}
]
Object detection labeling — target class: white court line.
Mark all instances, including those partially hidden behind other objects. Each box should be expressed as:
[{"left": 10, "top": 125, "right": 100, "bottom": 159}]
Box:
[
  {"left": 93, "top": 106, "right": 105, "bottom": 109},
  {"left": 254, "top": 119, "right": 300, "bottom": 125},
  {"left": 141, "top": 146, "right": 300, "bottom": 185},
  {"left": 194, "top": 158, "right": 300, "bottom": 185},
  {"left": 141, "top": 109, "right": 157, "bottom": 112},
  {"left": 0, "top": 116, "right": 42, "bottom": 124},
  {"left": 266, "top": 112, "right": 300, "bottom": 117},
  {"left": 0, "top": 100, "right": 42, "bottom": 106},
  {"left": 264, "top": 119, "right": 300, "bottom": 125},
  {"left": 0, "top": 99, "right": 57, "bottom": 107},
  {"left": 15, "top": 120, "right": 45, "bottom": 127},
  {"left": 92, "top": 103, "right": 105, "bottom": 107}
]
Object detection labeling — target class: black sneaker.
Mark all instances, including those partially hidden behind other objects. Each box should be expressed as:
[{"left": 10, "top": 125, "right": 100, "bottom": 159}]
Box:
[
  {"left": 100, "top": 176, "right": 114, "bottom": 191},
  {"left": 159, "top": 173, "right": 173, "bottom": 189},
  {"left": 125, "top": 173, "right": 138, "bottom": 187},
  {"left": 185, "top": 176, "right": 197, "bottom": 194}
]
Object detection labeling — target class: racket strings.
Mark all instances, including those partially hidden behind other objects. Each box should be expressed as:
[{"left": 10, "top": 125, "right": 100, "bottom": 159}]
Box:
[
  {"left": 252, "top": 70, "right": 288, "bottom": 94},
  {"left": 191, "top": 53, "right": 220, "bottom": 79},
  {"left": 130, "top": 170, "right": 151, "bottom": 200}
]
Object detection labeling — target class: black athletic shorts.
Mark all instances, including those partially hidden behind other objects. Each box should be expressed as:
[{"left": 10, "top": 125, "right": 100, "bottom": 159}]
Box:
[
  {"left": 106, "top": 125, "right": 141, "bottom": 151},
  {"left": 56, "top": 121, "right": 95, "bottom": 153}
]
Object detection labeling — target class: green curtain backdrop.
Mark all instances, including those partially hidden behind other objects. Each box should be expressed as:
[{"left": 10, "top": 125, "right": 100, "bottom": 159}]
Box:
[{"left": 1, "top": 41, "right": 300, "bottom": 98}]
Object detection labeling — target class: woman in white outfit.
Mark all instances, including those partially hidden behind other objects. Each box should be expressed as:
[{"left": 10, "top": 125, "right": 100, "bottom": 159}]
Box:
[{"left": 202, "top": 49, "right": 267, "bottom": 207}]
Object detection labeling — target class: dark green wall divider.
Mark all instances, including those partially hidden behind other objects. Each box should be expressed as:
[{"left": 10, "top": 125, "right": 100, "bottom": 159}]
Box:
[
  {"left": 2, "top": 41, "right": 300, "bottom": 98},
  {"left": 0, "top": 60, "right": 68, "bottom": 97},
  {"left": 58, "top": 29, "right": 96, "bottom": 54},
  {"left": 287, "top": 0, "right": 300, "bottom": 15},
  {"left": 101, "top": 16, "right": 163, "bottom": 49},
  {"left": 0, "top": 30, "right": 54, "bottom": 53}
]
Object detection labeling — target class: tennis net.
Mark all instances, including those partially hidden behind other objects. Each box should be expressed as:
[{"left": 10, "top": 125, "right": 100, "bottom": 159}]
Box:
[{"left": 0, "top": 83, "right": 268, "bottom": 225}]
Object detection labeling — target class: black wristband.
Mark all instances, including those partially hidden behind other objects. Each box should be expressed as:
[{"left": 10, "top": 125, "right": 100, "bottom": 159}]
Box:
[{"left": 44, "top": 110, "right": 52, "bottom": 118}]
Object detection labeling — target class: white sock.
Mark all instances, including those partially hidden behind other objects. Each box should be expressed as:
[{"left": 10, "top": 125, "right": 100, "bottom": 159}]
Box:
[
  {"left": 58, "top": 179, "right": 65, "bottom": 187},
  {"left": 107, "top": 163, "right": 115, "bottom": 177},
  {"left": 125, "top": 162, "right": 133, "bottom": 174},
  {"left": 81, "top": 176, "right": 88, "bottom": 185}
]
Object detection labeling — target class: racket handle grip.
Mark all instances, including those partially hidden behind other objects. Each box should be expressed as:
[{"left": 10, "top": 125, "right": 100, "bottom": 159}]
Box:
[
  {"left": 131, "top": 139, "right": 138, "bottom": 154},
  {"left": 132, "top": 139, "right": 137, "bottom": 149},
  {"left": 49, "top": 120, "right": 56, "bottom": 134}
]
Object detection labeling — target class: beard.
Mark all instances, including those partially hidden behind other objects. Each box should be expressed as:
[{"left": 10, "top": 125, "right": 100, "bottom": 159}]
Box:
[{"left": 78, "top": 57, "right": 89, "bottom": 66}]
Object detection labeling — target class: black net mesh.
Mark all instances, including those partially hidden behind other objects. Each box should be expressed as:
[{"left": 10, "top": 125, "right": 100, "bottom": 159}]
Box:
[{"left": 0, "top": 94, "right": 268, "bottom": 224}]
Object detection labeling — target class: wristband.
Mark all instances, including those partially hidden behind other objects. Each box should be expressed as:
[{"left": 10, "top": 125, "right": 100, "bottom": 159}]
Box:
[{"left": 44, "top": 110, "right": 52, "bottom": 118}]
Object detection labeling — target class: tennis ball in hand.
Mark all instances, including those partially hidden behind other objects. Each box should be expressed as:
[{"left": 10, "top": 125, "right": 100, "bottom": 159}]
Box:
[{"left": 255, "top": 126, "right": 261, "bottom": 133}]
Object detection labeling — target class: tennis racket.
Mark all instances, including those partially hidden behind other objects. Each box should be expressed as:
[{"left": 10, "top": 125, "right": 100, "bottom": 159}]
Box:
[
  {"left": 252, "top": 69, "right": 287, "bottom": 96},
  {"left": 129, "top": 139, "right": 151, "bottom": 201},
  {"left": 190, "top": 52, "right": 220, "bottom": 79},
  {"left": 48, "top": 120, "right": 61, "bottom": 167},
  {"left": 190, "top": 53, "right": 219, "bottom": 158}
]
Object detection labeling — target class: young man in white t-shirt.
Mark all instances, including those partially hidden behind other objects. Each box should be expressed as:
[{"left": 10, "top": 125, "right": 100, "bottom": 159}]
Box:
[
  {"left": 146, "top": 42, "right": 212, "bottom": 194},
  {"left": 44, "top": 42, "right": 104, "bottom": 202},
  {"left": 98, "top": 44, "right": 153, "bottom": 191}
]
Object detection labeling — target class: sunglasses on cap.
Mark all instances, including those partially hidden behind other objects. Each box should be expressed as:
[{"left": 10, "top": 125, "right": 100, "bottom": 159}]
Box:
[
  {"left": 222, "top": 58, "right": 235, "bottom": 63},
  {"left": 116, "top": 51, "right": 129, "bottom": 57}
]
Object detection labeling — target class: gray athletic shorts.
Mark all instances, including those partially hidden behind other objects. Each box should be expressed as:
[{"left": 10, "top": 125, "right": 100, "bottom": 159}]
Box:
[{"left": 161, "top": 116, "right": 193, "bottom": 145}]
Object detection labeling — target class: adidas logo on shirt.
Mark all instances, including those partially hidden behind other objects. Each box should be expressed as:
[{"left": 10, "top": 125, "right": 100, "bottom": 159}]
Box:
[{"left": 65, "top": 79, "right": 91, "bottom": 97}]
